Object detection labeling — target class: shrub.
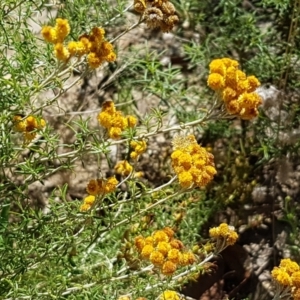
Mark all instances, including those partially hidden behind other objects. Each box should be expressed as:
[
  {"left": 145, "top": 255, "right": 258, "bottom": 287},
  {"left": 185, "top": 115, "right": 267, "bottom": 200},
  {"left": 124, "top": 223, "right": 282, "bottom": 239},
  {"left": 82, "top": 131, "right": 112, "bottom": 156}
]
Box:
[{"left": 1, "top": 0, "right": 299, "bottom": 299}]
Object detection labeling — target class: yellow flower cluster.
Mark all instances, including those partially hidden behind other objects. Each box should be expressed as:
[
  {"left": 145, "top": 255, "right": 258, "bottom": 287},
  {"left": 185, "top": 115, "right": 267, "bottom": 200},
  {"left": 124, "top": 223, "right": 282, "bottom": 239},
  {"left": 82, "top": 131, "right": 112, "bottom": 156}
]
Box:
[
  {"left": 159, "top": 290, "right": 180, "bottom": 300},
  {"left": 209, "top": 223, "right": 239, "bottom": 250},
  {"left": 79, "top": 195, "right": 96, "bottom": 212},
  {"left": 98, "top": 101, "right": 137, "bottom": 139},
  {"left": 114, "top": 160, "right": 133, "bottom": 176},
  {"left": 86, "top": 177, "right": 119, "bottom": 195},
  {"left": 41, "top": 18, "right": 70, "bottom": 44},
  {"left": 130, "top": 140, "right": 147, "bottom": 160},
  {"left": 134, "top": 227, "right": 196, "bottom": 276},
  {"left": 114, "top": 160, "right": 144, "bottom": 178},
  {"left": 13, "top": 115, "right": 46, "bottom": 144},
  {"left": 207, "top": 58, "right": 262, "bottom": 120},
  {"left": 80, "top": 177, "right": 118, "bottom": 212},
  {"left": 171, "top": 134, "right": 216, "bottom": 189},
  {"left": 134, "top": 0, "right": 179, "bottom": 32},
  {"left": 271, "top": 258, "right": 300, "bottom": 299},
  {"left": 41, "top": 19, "right": 116, "bottom": 68}
]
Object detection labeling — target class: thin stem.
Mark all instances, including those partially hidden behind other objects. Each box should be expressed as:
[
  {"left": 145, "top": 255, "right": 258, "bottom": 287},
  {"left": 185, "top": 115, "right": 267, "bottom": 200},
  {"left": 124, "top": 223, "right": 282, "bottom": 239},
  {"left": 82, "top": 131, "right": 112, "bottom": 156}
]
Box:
[{"left": 110, "top": 19, "right": 144, "bottom": 44}]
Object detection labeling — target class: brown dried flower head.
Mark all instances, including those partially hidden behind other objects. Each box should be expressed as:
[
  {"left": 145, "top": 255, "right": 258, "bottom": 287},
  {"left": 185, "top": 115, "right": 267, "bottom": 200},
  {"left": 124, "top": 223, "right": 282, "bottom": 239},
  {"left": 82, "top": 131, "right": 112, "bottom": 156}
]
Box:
[
  {"left": 160, "top": 1, "right": 176, "bottom": 15},
  {"left": 144, "top": 7, "right": 164, "bottom": 29},
  {"left": 134, "top": 0, "right": 179, "bottom": 32},
  {"left": 134, "top": 0, "right": 146, "bottom": 13}
]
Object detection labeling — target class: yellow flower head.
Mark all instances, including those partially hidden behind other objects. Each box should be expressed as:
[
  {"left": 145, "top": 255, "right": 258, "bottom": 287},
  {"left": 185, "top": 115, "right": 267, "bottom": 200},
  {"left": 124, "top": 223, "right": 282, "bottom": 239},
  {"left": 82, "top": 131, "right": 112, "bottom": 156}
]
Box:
[
  {"left": 271, "top": 267, "right": 291, "bottom": 286},
  {"left": 130, "top": 140, "right": 147, "bottom": 159},
  {"left": 54, "top": 43, "right": 70, "bottom": 62},
  {"left": 177, "top": 171, "right": 193, "bottom": 188},
  {"left": 159, "top": 290, "right": 180, "bottom": 300},
  {"left": 221, "top": 57, "right": 239, "bottom": 68},
  {"left": 54, "top": 18, "right": 70, "bottom": 42},
  {"left": 106, "top": 51, "right": 117, "bottom": 62},
  {"left": 109, "top": 127, "right": 122, "bottom": 139},
  {"left": 98, "top": 111, "right": 113, "bottom": 129},
  {"left": 152, "top": 230, "right": 169, "bottom": 245},
  {"left": 292, "top": 271, "right": 300, "bottom": 288},
  {"left": 13, "top": 115, "right": 26, "bottom": 132},
  {"left": 169, "top": 239, "right": 184, "bottom": 250},
  {"left": 247, "top": 75, "right": 261, "bottom": 92},
  {"left": 161, "top": 260, "right": 177, "bottom": 276},
  {"left": 238, "top": 92, "right": 262, "bottom": 109},
  {"left": 87, "top": 28, "right": 116, "bottom": 64},
  {"left": 103, "top": 176, "right": 119, "bottom": 193},
  {"left": 80, "top": 195, "right": 96, "bottom": 212},
  {"left": 238, "top": 92, "right": 262, "bottom": 120},
  {"left": 236, "top": 70, "right": 247, "bottom": 81},
  {"left": 209, "top": 59, "right": 226, "bottom": 75},
  {"left": 25, "top": 115, "right": 38, "bottom": 131},
  {"left": 157, "top": 241, "right": 171, "bottom": 257},
  {"left": 102, "top": 100, "right": 116, "bottom": 113},
  {"left": 225, "top": 99, "right": 240, "bottom": 115},
  {"left": 68, "top": 40, "right": 89, "bottom": 56},
  {"left": 98, "top": 101, "right": 136, "bottom": 139},
  {"left": 135, "top": 228, "right": 196, "bottom": 276},
  {"left": 179, "top": 251, "right": 196, "bottom": 266},
  {"left": 227, "top": 231, "right": 239, "bottom": 245},
  {"left": 87, "top": 52, "right": 103, "bottom": 68},
  {"left": 126, "top": 115, "right": 138, "bottom": 128},
  {"left": 98, "top": 41, "right": 114, "bottom": 57},
  {"left": 167, "top": 248, "right": 182, "bottom": 264},
  {"left": 115, "top": 160, "right": 133, "bottom": 176},
  {"left": 14, "top": 115, "right": 46, "bottom": 144},
  {"left": 293, "top": 288, "right": 300, "bottom": 300},
  {"left": 280, "top": 258, "right": 300, "bottom": 275},
  {"left": 163, "top": 227, "right": 175, "bottom": 239},
  {"left": 113, "top": 112, "right": 127, "bottom": 130},
  {"left": 141, "top": 244, "right": 154, "bottom": 259},
  {"left": 41, "top": 26, "right": 58, "bottom": 44},
  {"left": 91, "top": 27, "right": 105, "bottom": 42},
  {"left": 177, "top": 153, "right": 192, "bottom": 170},
  {"left": 144, "top": 236, "right": 154, "bottom": 245},
  {"left": 225, "top": 66, "right": 238, "bottom": 89},
  {"left": 149, "top": 250, "right": 165, "bottom": 266},
  {"left": 86, "top": 179, "right": 99, "bottom": 196},
  {"left": 84, "top": 195, "right": 96, "bottom": 206},
  {"left": 207, "top": 73, "right": 225, "bottom": 91},
  {"left": 134, "top": 236, "right": 146, "bottom": 252},
  {"left": 236, "top": 79, "right": 249, "bottom": 94},
  {"left": 222, "top": 87, "right": 237, "bottom": 103},
  {"left": 24, "top": 131, "right": 36, "bottom": 143},
  {"left": 209, "top": 223, "right": 238, "bottom": 248},
  {"left": 80, "top": 203, "right": 92, "bottom": 212}
]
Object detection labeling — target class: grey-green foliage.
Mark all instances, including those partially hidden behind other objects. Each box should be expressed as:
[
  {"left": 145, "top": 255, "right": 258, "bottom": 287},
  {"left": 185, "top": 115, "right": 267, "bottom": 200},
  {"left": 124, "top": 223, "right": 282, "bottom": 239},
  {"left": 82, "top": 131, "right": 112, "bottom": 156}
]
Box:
[{"left": 1, "top": 0, "right": 300, "bottom": 298}]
